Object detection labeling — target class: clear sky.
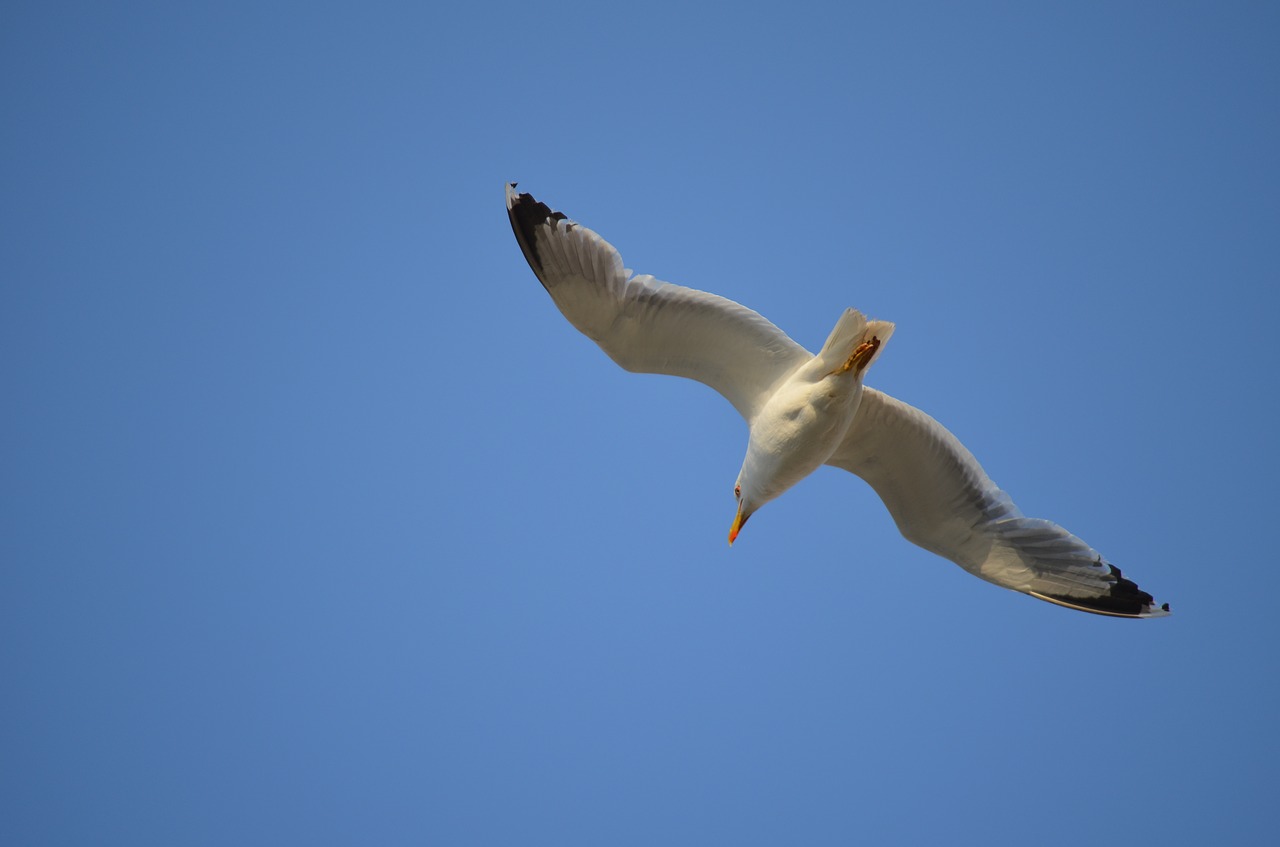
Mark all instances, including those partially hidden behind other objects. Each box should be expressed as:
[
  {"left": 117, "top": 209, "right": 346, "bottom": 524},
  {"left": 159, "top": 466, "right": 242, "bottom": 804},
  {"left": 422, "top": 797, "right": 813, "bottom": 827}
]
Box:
[{"left": 3, "top": 2, "right": 1278, "bottom": 844}]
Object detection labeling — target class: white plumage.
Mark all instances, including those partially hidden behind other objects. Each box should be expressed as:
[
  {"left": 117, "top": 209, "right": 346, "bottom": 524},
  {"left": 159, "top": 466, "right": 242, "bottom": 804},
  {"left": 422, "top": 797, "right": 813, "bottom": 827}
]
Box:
[{"left": 507, "top": 184, "right": 1169, "bottom": 619}]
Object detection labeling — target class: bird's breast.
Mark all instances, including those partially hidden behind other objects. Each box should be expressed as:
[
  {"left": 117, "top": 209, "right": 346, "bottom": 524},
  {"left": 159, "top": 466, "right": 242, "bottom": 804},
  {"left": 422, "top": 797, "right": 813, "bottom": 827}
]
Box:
[{"left": 746, "top": 375, "right": 866, "bottom": 497}]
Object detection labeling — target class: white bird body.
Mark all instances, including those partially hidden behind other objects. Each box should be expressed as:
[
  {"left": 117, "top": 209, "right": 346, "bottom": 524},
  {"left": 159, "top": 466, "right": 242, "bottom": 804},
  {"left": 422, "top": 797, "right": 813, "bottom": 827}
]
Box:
[
  {"left": 736, "top": 309, "right": 890, "bottom": 512},
  {"left": 507, "top": 184, "right": 1170, "bottom": 619}
]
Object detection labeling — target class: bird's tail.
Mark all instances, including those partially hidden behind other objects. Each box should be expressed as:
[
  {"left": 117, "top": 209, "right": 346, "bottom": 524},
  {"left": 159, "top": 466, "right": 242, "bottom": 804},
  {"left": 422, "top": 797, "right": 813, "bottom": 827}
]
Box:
[{"left": 817, "top": 308, "right": 894, "bottom": 375}]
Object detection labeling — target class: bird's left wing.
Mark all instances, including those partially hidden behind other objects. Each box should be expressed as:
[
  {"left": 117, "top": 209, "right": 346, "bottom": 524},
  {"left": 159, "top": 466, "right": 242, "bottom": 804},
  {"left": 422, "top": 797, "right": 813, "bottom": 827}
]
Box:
[
  {"left": 827, "top": 388, "right": 1170, "bottom": 618},
  {"left": 507, "top": 185, "right": 811, "bottom": 421}
]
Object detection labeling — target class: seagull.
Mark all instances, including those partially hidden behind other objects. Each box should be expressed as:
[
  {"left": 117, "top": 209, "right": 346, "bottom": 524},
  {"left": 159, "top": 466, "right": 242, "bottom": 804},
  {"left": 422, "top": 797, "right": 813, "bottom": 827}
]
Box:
[{"left": 506, "top": 184, "right": 1170, "bottom": 619}]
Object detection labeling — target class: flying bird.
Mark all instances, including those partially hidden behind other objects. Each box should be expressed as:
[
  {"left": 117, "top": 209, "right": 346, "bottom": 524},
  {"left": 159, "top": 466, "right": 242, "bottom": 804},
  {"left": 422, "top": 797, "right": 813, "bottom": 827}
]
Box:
[{"left": 506, "top": 184, "right": 1169, "bottom": 619}]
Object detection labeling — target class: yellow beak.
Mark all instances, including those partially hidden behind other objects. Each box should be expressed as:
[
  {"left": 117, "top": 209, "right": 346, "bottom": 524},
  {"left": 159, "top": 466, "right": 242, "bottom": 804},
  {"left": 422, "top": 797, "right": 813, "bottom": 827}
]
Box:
[{"left": 728, "top": 504, "right": 749, "bottom": 546}]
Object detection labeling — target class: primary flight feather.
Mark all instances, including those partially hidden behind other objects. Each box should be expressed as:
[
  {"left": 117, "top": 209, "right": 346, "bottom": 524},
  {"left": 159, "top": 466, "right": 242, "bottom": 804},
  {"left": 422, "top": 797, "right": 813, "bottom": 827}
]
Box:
[{"left": 507, "top": 183, "right": 1169, "bottom": 619}]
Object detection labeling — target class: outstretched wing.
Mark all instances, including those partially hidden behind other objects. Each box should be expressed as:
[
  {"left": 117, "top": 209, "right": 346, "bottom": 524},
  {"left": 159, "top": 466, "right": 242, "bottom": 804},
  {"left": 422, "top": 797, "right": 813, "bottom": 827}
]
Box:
[
  {"left": 507, "top": 184, "right": 810, "bottom": 421},
  {"left": 827, "top": 388, "right": 1170, "bottom": 618}
]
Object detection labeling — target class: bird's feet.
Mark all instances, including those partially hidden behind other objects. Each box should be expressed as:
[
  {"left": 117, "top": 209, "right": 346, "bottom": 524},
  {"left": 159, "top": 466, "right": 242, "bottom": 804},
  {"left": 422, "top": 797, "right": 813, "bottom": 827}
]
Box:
[{"left": 833, "top": 336, "right": 880, "bottom": 375}]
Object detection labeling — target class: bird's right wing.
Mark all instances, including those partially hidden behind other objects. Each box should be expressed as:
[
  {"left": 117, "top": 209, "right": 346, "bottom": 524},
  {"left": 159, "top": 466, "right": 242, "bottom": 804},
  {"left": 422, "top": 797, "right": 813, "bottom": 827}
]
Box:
[
  {"left": 507, "top": 184, "right": 811, "bottom": 421},
  {"left": 827, "top": 388, "right": 1169, "bottom": 618}
]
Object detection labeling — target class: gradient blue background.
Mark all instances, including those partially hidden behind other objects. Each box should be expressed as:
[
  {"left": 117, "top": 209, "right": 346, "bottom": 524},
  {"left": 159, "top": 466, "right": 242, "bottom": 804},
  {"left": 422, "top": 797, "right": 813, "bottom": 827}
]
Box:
[{"left": 4, "top": 2, "right": 1278, "bottom": 844}]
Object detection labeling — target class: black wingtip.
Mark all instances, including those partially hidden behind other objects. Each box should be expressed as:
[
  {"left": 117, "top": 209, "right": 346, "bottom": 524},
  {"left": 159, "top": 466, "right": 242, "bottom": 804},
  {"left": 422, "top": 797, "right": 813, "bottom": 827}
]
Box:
[
  {"left": 1031, "top": 563, "right": 1170, "bottom": 618},
  {"left": 506, "top": 184, "right": 568, "bottom": 289}
]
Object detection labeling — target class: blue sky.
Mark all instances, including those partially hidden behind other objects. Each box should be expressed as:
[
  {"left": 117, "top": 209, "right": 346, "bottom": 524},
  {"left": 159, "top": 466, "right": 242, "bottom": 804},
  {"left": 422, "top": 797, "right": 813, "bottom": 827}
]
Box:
[{"left": 3, "top": 2, "right": 1278, "bottom": 844}]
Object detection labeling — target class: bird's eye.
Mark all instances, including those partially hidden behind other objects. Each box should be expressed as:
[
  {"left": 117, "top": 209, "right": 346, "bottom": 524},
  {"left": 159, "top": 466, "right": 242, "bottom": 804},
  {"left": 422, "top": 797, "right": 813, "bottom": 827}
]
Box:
[{"left": 734, "top": 484, "right": 741, "bottom": 499}]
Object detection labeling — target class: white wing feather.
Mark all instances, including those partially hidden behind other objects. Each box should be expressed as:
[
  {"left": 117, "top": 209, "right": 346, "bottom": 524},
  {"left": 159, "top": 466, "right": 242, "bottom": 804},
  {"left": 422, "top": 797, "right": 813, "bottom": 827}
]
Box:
[
  {"left": 827, "top": 388, "right": 1169, "bottom": 617},
  {"left": 507, "top": 185, "right": 810, "bottom": 421}
]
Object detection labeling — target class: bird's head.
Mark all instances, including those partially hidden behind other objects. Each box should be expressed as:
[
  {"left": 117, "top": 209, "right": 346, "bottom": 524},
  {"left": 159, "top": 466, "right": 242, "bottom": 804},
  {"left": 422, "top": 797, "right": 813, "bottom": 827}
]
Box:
[
  {"left": 727, "top": 440, "right": 802, "bottom": 546},
  {"left": 728, "top": 480, "right": 758, "bottom": 546}
]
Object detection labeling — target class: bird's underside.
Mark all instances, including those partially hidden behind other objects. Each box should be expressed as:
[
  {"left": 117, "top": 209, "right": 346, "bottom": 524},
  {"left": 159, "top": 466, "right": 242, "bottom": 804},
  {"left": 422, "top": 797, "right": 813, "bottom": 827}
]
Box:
[{"left": 506, "top": 183, "right": 1170, "bottom": 619}]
